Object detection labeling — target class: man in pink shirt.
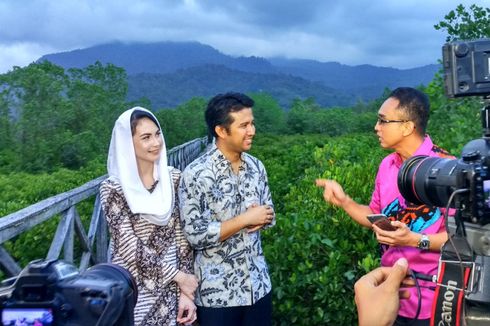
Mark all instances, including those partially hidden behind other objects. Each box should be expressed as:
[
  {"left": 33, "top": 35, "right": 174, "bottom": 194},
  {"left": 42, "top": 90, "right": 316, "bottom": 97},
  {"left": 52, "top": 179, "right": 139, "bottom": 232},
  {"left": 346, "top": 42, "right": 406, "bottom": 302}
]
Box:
[{"left": 316, "top": 87, "right": 453, "bottom": 325}]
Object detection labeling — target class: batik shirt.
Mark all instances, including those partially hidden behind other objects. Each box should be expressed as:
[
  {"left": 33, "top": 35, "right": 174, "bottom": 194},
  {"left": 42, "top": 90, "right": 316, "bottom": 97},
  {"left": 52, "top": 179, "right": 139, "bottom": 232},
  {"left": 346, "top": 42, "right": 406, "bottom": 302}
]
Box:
[
  {"left": 369, "top": 135, "right": 453, "bottom": 319},
  {"left": 179, "top": 144, "right": 275, "bottom": 307}
]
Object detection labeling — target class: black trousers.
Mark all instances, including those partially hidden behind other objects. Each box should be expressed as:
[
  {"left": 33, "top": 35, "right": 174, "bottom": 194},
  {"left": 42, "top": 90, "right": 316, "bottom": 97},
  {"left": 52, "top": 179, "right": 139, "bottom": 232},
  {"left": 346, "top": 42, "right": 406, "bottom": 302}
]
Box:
[{"left": 196, "top": 292, "right": 272, "bottom": 326}]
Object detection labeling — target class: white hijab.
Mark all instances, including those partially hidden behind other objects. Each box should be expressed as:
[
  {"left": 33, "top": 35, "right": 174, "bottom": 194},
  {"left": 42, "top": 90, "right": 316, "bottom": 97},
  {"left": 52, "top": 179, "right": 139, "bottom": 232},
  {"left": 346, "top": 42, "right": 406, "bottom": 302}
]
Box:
[{"left": 107, "top": 106, "right": 174, "bottom": 225}]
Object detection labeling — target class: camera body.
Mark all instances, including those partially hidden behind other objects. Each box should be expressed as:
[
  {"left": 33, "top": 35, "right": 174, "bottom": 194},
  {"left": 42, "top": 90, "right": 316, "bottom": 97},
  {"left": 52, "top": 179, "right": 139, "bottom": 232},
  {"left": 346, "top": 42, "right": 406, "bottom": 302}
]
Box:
[
  {"left": 398, "top": 140, "right": 490, "bottom": 227},
  {"left": 0, "top": 259, "right": 137, "bottom": 326},
  {"left": 398, "top": 38, "right": 490, "bottom": 325}
]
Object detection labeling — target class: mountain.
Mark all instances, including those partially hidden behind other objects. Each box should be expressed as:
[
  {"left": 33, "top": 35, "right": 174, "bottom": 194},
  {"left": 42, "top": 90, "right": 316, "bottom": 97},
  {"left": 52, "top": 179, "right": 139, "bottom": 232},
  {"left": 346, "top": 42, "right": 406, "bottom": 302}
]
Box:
[
  {"left": 127, "top": 64, "right": 353, "bottom": 108},
  {"left": 269, "top": 58, "right": 440, "bottom": 98},
  {"left": 40, "top": 42, "right": 278, "bottom": 75},
  {"left": 38, "top": 41, "right": 440, "bottom": 108}
]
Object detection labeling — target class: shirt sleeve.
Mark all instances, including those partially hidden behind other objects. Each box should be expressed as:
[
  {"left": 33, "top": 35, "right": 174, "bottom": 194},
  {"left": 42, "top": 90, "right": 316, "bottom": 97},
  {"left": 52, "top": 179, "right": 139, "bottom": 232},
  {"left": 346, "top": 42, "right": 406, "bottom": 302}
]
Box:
[
  {"left": 170, "top": 169, "right": 194, "bottom": 274},
  {"left": 368, "top": 169, "right": 382, "bottom": 214},
  {"left": 179, "top": 169, "right": 221, "bottom": 250},
  {"left": 100, "top": 180, "right": 180, "bottom": 286}
]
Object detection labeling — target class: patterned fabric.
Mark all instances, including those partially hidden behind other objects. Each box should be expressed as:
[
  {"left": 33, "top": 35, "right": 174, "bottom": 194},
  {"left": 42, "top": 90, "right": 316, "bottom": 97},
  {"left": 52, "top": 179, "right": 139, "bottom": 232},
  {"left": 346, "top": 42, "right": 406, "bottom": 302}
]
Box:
[
  {"left": 100, "top": 168, "right": 193, "bottom": 326},
  {"left": 179, "top": 144, "right": 275, "bottom": 308},
  {"left": 368, "top": 135, "right": 454, "bottom": 319}
]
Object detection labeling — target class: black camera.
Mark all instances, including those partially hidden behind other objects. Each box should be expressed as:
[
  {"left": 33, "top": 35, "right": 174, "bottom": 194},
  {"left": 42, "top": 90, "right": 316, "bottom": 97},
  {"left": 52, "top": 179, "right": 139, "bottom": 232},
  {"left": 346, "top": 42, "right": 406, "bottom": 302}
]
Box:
[
  {"left": 398, "top": 38, "right": 490, "bottom": 325},
  {"left": 0, "top": 259, "right": 137, "bottom": 326}
]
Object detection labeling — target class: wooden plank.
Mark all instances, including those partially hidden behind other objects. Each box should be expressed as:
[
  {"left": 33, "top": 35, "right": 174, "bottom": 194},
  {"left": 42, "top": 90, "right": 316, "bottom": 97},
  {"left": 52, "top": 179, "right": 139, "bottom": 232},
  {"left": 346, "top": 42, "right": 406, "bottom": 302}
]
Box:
[
  {"left": 74, "top": 210, "right": 91, "bottom": 252},
  {"left": 0, "top": 175, "right": 107, "bottom": 244},
  {"left": 87, "top": 194, "right": 102, "bottom": 245},
  {"left": 46, "top": 207, "right": 74, "bottom": 260},
  {"left": 74, "top": 208, "right": 93, "bottom": 272},
  {"left": 96, "top": 209, "right": 108, "bottom": 264},
  {"left": 79, "top": 252, "right": 91, "bottom": 272},
  {"left": 79, "top": 194, "right": 102, "bottom": 271},
  {"left": 0, "top": 246, "right": 21, "bottom": 277},
  {"left": 63, "top": 208, "right": 75, "bottom": 263}
]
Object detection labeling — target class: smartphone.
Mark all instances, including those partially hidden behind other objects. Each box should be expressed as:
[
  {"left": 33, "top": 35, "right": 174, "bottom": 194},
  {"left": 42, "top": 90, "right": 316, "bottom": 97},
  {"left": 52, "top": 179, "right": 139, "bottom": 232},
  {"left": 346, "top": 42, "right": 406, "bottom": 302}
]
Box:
[
  {"left": 367, "top": 214, "right": 397, "bottom": 231},
  {"left": 367, "top": 213, "right": 387, "bottom": 224}
]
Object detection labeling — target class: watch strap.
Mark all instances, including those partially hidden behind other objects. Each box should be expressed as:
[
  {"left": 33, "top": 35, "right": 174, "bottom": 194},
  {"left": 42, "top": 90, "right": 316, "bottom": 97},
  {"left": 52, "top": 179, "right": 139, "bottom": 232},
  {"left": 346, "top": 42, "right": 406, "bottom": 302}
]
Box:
[{"left": 417, "top": 233, "right": 430, "bottom": 250}]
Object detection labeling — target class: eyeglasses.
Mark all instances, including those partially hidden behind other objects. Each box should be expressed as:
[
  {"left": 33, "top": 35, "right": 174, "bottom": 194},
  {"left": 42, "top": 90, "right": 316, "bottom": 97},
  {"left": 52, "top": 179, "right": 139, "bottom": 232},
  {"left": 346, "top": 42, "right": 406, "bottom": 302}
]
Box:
[{"left": 376, "top": 117, "right": 410, "bottom": 125}]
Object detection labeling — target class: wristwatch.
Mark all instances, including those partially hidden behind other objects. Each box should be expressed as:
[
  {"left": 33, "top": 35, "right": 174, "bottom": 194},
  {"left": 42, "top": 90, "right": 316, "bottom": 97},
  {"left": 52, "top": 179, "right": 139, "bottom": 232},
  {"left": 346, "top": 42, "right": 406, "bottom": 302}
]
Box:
[{"left": 417, "top": 234, "right": 430, "bottom": 251}]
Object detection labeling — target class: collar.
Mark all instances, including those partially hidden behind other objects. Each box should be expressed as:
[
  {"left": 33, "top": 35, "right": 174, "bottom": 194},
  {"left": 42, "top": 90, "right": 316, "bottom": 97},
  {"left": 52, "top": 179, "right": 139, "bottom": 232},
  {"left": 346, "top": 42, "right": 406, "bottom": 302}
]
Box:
[
  {"left": 208, "top": 143, "right": 246, "bottom": 173},
  {"left": 393, "top": 135, "right": 434, "bottom": 167}
]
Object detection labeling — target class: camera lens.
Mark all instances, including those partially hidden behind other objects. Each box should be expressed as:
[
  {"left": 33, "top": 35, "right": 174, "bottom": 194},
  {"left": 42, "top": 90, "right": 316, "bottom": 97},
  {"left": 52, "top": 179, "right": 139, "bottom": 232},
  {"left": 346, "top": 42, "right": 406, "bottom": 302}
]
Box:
[
  {"left": 398, "top": 155, "right": 460, "bottom": 207},
  {"left": 84, "top": 263, "right": 138, "bottom": 304}
]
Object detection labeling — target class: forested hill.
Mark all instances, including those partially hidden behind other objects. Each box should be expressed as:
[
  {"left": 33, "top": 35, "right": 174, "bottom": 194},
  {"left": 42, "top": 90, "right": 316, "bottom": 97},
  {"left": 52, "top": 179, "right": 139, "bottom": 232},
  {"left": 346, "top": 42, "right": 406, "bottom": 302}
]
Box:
[
  {"left": 39, "top": 41, "right": 439, "bottom": 108},
  {"left": 127, "top": 65, "right": 353, "bottom": 108}
]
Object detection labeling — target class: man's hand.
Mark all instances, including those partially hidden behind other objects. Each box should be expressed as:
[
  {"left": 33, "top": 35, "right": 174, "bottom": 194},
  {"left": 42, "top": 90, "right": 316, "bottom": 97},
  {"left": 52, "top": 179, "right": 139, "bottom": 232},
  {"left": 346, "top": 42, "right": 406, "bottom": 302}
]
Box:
[
  {"left": 315, "top": 179, "right": 349, "bottom": 207},
  {"left": 372, "top": 221, "right": 418, "bottom": 248},
  {"left": 174, "top": 271, "right": 198, "bottom": 300},
  {"left": 354, "top": 258, "right": 410, "bottom": 326},
  {"left": 243, "top": 204, "right": 274, "bottom": 230}
]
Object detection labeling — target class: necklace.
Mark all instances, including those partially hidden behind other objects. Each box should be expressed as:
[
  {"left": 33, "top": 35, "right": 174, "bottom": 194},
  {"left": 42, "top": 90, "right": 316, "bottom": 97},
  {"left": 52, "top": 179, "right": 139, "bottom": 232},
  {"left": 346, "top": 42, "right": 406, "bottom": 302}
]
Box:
[{"left": 147, "top": 180, "right": 159, "bottom": 193}]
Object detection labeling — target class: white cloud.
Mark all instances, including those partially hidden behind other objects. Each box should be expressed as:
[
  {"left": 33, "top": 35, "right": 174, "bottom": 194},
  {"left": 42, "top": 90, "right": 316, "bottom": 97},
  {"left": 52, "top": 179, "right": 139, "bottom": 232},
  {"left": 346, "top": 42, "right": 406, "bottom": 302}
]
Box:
[
  {"left": 0, "top": 42, "right": 57, "bottom": 73},
  {"left": 0, "top": 0, "right": 486, "bottom": 73}
]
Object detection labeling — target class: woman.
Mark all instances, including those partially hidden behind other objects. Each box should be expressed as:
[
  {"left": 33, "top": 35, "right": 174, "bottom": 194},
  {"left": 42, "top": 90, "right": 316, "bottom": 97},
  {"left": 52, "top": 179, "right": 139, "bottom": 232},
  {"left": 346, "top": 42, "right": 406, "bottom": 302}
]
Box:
[{"left": 100, "top": 107, "right": 197, "bottom": 326}]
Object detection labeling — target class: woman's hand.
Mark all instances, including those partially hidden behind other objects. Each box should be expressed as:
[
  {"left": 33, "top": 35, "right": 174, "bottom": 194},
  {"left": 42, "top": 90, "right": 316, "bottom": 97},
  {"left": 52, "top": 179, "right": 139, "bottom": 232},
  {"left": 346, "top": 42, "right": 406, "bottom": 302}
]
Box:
[
  {"left": 177, "top": 294, "right": 197, "bottom": 325},
  {"left": 174, "top": 271, "right": 198, "bottom": 300}
]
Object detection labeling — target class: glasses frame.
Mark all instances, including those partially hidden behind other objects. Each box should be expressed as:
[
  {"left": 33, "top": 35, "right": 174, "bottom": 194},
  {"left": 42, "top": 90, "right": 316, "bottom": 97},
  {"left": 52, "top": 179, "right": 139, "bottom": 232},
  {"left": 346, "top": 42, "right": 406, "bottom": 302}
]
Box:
[{"left": 376, "top": 117, "right": 410, "bottom": 125}]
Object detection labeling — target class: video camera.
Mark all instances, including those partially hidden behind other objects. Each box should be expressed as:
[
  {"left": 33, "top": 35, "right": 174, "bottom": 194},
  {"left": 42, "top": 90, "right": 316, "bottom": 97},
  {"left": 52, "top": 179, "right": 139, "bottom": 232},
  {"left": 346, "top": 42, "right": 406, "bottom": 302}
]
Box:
[
  {"left": 0, "top": 259, "right": 137, "bottom": 326},
  {"left": 398, "top": 38, "right": 490, "bottom": 325}
]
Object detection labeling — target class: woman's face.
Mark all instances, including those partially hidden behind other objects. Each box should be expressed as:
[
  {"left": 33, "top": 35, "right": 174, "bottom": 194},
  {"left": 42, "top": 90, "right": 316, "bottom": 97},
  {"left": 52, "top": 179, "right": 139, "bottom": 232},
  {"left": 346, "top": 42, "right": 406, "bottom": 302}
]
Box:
[{"left": 132, "top": 117, "right": 163, "bottom": 165}]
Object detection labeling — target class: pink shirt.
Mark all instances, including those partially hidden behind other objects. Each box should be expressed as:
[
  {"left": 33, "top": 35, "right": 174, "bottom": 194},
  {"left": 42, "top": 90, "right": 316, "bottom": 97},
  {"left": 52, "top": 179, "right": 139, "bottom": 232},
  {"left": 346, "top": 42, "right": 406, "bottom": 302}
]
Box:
[{"left": 369, "top": 135, "right": 453, "bottom": 319}]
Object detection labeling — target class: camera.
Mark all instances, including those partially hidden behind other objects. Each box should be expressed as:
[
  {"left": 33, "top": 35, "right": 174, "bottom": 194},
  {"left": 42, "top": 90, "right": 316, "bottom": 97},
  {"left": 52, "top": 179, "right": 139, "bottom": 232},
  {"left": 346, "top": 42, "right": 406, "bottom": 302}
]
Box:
[
  {"left": 0, "top": 259, "right": 137, "bottom": 326},
  {"left": 398, "top": 38, "right": 490, "bottom": 325}
]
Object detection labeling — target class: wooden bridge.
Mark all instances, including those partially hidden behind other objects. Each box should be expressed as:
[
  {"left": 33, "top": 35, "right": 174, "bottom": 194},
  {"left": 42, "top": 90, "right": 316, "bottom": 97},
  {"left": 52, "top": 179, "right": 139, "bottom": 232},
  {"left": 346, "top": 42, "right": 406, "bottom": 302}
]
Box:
[{"left": 0, "top": 137, "right": 208, "bottom": 278}]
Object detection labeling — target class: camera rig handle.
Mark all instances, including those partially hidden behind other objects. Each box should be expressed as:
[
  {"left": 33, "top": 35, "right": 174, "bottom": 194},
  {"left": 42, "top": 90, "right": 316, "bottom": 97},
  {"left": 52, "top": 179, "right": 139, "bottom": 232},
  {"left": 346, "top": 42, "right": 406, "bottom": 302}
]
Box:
[{"left": 481, "top": 101, "right": 490, "bottom": 138}]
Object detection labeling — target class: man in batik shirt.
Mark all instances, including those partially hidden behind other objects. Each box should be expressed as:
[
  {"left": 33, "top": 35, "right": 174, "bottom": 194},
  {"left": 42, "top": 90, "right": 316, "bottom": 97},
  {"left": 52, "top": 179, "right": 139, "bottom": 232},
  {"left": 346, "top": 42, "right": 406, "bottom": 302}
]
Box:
[{"left": 179, "top": 92, "right": 275, "bottom": 326}]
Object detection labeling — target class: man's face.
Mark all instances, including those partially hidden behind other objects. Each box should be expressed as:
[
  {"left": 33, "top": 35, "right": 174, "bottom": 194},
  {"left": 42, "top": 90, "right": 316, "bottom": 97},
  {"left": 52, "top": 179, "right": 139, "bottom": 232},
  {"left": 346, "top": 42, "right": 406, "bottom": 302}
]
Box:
[
  {"left": 374, "top": 97, "right": 411, "bottom": 150},
  {"left": 220, "top": 108, "right": 256, "bottom": 154}
]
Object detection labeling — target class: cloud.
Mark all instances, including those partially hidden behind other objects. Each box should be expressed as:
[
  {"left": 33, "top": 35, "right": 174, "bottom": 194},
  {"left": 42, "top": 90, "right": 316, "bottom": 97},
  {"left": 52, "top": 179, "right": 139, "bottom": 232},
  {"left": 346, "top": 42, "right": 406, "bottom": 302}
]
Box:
[
  {"left": 0, "top": 42, "right": 56, "bottom": 74},
  {"left": 0, "top": 0, "right": 485, "bottom": 73}
]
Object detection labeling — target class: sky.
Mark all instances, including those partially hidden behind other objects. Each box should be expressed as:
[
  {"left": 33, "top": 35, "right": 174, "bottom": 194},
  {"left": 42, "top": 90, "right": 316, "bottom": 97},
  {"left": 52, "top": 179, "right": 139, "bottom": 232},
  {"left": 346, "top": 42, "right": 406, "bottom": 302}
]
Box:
[{"left": 0, "top": 0, "right": 487, "bottom": 74}]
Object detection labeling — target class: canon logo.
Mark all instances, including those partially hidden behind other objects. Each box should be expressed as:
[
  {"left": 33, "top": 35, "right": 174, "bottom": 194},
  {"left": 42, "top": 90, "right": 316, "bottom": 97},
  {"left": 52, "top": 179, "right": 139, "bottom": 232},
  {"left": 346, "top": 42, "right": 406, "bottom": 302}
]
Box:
[{"left": 438, "top": 280, "right": 458, "bottom": 326}]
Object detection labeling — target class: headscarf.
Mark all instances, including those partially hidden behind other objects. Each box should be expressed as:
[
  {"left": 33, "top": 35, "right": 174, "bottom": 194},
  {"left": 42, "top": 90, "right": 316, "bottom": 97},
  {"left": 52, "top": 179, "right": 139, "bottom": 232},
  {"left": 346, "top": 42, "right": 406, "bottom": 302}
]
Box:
[{"left": 107, "top": 107, "right": 174, "bottom": 225}]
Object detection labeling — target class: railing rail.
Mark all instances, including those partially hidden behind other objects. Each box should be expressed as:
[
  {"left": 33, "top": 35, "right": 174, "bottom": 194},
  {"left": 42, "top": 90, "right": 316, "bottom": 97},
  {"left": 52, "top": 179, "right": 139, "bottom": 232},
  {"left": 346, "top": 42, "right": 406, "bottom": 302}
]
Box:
[{"left": 0, "top": 136, "right": 208, "bottom": 278}]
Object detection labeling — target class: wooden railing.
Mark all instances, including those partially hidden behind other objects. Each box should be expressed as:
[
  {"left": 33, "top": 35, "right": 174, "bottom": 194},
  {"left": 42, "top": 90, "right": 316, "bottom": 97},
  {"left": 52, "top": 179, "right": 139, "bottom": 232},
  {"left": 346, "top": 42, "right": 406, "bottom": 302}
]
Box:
[{"left": 0, "top": 137, "right": 208, "bottom": 278}]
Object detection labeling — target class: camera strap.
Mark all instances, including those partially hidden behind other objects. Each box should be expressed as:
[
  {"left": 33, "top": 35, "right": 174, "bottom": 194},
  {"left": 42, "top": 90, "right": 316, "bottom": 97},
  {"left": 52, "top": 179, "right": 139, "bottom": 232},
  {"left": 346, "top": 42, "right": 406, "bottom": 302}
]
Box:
[{"left": 430, "top": 237, "right": 473, "bottom": 326}]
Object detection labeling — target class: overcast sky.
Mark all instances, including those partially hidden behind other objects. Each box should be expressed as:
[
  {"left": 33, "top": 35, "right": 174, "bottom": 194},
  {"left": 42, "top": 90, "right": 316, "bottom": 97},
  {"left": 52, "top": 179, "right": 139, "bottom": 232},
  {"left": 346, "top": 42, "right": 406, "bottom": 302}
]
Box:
[{"left": 0, "top": 0, "right": 486, "bottom": 74}]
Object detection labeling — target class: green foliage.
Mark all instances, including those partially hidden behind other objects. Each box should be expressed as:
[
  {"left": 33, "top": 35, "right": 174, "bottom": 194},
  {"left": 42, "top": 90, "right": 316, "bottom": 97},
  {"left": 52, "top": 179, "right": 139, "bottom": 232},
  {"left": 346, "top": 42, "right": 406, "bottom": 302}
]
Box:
[
  {"left": 156, "top": 97, "right": 208, "bottom": 148},
  {"left": 286, "top": 98, "right": 377, "bottom": 135},
  {"left": 0, "top": 161, "right": 105, "bottom": 280},
  {"left": 0, "top": 61, "right": 128, "bottom": 173},
  {"left": 249, "top": 93, "right": 287, "bottom": 134},
  {"left": 434, "top": 4, "right": 490, "bottom": 41},
  {"left": 2, "top": 4, "right": 487, "bottom": 322},
  {"left": 251, "top": 134, "right": 384, "bottom": 325}
]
